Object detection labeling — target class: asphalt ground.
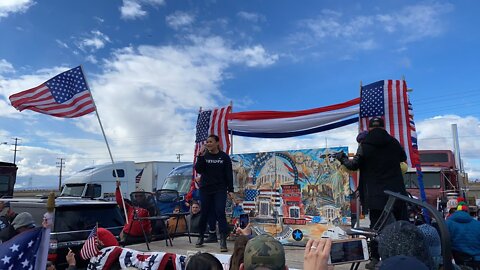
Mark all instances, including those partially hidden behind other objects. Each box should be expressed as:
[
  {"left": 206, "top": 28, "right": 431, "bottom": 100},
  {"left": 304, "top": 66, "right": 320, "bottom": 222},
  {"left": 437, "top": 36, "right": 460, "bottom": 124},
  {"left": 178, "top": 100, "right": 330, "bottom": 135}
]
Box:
[{"left": 127, "top": 236, "right": 368, "bottom": 270}]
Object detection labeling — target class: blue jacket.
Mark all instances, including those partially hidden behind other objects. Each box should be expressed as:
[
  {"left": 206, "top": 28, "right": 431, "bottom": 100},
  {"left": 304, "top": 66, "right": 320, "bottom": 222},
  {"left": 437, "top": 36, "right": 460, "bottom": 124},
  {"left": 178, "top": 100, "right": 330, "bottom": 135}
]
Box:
[{"left": 446, "top": 211, "right": 480, "bottom": 260}]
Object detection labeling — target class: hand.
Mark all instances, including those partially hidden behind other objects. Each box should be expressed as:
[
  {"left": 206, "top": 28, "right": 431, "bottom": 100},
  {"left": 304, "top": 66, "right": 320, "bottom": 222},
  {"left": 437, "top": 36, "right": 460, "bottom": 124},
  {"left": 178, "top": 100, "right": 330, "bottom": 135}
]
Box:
[
  {"left": 304, "top": 238, "right": 332, "bottom": 270},
  {"left": 66, "top": 249, "right": 76, "bottom": 266},
  {"left": 199, "top": 145, "right": 206, "bottom": 156},
  {"left": 185, "top": 201, "right": 190, "bottom": 207},
  {"left": 333, "top": 151, "right": 346, "bottom": 161},
  {"left": 235, "top": 223, "right": 252, "bottom": 236}
]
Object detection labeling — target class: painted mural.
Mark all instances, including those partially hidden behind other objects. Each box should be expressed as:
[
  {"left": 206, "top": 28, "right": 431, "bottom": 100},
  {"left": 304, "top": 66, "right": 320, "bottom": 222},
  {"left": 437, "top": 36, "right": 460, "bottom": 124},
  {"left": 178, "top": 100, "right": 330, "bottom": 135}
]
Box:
[{"left": 228, "top": 147, "right": 352, "bottom": 244}]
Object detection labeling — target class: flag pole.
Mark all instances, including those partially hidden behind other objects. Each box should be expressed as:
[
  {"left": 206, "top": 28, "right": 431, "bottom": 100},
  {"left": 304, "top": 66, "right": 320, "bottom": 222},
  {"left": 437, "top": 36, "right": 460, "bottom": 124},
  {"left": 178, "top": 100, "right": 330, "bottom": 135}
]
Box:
[
  {"left": 229, "top": 100, "right": 233, "bottom": 155},
  {"left": 355, "top": 80, "right": 362, "bottom": 228},
  {"left": 403, "top": 75, "right": 430, "bottom": 223},
  {"left": 79, "top": 65, "right": 128, "bottom": 224}
]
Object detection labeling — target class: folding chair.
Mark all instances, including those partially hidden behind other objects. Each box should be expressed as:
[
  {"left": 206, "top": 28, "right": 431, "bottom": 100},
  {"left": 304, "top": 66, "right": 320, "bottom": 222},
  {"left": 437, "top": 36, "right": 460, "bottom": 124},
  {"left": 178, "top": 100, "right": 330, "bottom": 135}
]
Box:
[
  {"left": 128, "top": 191, "right": 172, "bottom": 250},
  {"left": 155, "top": 189, "right": 192, "bottom": 244}
]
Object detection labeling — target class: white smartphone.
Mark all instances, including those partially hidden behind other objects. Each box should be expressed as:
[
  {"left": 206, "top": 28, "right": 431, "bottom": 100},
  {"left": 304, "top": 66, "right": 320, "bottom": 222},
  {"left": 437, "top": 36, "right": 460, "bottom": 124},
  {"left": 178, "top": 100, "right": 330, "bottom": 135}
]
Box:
[{"left": 327, "top": 238, "right": 369, "bottom": 265}]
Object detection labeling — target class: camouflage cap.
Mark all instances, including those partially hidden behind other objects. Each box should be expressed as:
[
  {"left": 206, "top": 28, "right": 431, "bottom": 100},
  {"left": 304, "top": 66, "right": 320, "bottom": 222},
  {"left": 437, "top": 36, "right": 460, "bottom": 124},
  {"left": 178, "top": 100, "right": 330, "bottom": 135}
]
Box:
[{"left": 243, "top": 234, "right": 285, "bottom": 270}]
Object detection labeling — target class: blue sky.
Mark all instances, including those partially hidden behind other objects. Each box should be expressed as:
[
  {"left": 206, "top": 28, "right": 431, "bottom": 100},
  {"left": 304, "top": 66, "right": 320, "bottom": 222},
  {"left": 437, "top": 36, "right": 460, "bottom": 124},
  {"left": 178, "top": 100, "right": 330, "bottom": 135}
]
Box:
[{"left": 0, "top": 0, "right": 479, "bottom": 188}]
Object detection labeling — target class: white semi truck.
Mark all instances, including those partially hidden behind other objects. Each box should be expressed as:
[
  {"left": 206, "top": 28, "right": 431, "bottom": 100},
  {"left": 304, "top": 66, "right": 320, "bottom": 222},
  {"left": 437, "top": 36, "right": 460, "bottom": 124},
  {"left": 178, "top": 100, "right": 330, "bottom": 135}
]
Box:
[{"left": 60, "top": 161, "right": 189, "bottom": 199}]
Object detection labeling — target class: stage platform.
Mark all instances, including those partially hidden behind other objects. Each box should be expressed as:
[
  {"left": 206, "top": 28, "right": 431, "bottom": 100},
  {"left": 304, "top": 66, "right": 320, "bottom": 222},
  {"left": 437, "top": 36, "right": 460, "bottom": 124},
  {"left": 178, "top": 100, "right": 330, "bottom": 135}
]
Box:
[{"left": 127, "top": 236, "right": 368, "bottom": 269}]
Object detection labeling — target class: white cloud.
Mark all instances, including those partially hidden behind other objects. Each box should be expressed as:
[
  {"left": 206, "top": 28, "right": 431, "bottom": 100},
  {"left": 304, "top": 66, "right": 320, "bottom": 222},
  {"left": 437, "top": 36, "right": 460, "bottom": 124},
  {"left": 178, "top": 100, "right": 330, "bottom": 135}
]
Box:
[
  {"left": 0, "top": 59, "right": 14, "bottom": 74},
  {"left": 292, "top": 3, "right": 453, "bottom": 52},
  {"left": 78, "top": 30, "right": 111, "bottom": 52},
  {"left": 237, "top": 11, "right": 265, "bottom": 23},
  {"left": 377, "top": 3, "right": 453, "bottom": 42},
  {"left": 0, "top": 0, "right": 34, "bottom": 18},
  {"left": 85, "top": 55, "right": 98, "bottom": 64},
  {"left": 0, "top": 35, "right": 278, "bottom": 186},
  {"left": 55, "top": 39, "right": 69, "bottom": 49},
  {"left": 235, "top": 45, "right": 279, "bottom": 67},
  {"left": 165, "top": 11, "right": 195, "bottom": 30},
  {"left": 120, "top": 0, "right": 165, "bottom": 20},
  {"left": 416, "top": 115, "right": 480, "bottom": 179}
]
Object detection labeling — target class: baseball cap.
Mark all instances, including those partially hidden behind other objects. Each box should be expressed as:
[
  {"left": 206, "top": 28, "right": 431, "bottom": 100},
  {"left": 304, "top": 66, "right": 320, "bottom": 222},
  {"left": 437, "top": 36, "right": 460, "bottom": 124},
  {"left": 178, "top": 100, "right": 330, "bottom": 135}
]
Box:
[
  {"left": 243, "top": 234, "right": 285, "bottom": 270},
  {"left": 369, "top": 117, "right": 384, "bottom": 128},
  {"left": 11, "top": 212, "right": 36, "bottom": 230},
  {"left": 97, "top": 227, "right": 119, "bottom": 247},
  {"left": 378, "top": 255, "right": 429, "bottom": 270}
]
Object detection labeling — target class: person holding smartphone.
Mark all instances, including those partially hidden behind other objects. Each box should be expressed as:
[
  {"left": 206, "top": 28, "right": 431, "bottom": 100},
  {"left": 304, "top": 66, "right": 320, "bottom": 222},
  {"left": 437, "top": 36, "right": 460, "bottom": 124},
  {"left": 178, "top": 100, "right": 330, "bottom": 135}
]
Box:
[{"left": 194, "top": 134, "right": 234, "bottom": 252}]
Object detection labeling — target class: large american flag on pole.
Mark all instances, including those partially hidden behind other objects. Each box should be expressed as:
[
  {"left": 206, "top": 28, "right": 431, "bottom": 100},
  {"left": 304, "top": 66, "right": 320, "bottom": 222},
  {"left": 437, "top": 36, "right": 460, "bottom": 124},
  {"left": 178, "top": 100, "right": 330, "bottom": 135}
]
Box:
[
  {"left": 359, "top": 80, "right": 420, "bottom": 167},
  {"left": 193, "top": 106, "right": 231, "bottom": 175},
  {"left": 9, "top": 66, "right": 95, "bottom": 118}
]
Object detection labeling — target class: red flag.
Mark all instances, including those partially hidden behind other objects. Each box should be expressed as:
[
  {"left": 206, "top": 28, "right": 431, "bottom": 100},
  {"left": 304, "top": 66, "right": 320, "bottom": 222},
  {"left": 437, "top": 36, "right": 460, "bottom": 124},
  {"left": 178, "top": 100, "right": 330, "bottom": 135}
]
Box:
[
  {"left": 359, "top": 80, "right": 419, "bottom": 167},
  {"left": 80, "top": 225, "right": 100, "bottom": 260},
  {"left": 9, "top": 66, "right": 95, "bottom": 118}
]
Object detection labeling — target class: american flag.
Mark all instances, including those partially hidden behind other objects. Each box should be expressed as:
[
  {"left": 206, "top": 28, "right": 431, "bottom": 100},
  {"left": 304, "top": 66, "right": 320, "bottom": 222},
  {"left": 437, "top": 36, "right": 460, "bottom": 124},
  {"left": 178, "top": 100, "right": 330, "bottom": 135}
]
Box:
[
  {"left": 9, "top": 66, "right": 95, "bottom": 118},
  {"left": 193, "top": 106, "right": 231, "bottom": 176},
  {"left": 135, "top": 169, "right": 144, "bottom": 184},
  {"left": 259, "top": 190, "right": 282, "bottom": 208},
  {"left": 80, "top": 225, "right": 100, "bottom": 260},
  {"left": 0, "top": 227, "right": 44, "bottom": 270},
  {"left": 242, "top": 189, "right": 258, "bottom": 212},
  {"left": 359, "top": 80, "right": 419, "bottom": 167}
]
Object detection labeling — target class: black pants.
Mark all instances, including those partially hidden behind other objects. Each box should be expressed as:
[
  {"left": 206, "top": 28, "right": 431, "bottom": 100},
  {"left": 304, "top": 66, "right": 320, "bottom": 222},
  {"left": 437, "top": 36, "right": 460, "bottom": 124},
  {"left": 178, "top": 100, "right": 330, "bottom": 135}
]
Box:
[
  {"left": 369, "top": 201, "right": 408, "bottom": 259},
  {"left": 199, "top": 191, "right": 228, "bottom": 234}
]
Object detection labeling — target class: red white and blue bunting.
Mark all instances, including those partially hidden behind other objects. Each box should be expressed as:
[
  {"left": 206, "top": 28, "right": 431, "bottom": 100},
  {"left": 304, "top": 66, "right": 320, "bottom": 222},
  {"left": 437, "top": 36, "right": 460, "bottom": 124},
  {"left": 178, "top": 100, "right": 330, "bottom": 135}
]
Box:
[{"left": 228, "top": 98, "right": 360, "bottom": 138}]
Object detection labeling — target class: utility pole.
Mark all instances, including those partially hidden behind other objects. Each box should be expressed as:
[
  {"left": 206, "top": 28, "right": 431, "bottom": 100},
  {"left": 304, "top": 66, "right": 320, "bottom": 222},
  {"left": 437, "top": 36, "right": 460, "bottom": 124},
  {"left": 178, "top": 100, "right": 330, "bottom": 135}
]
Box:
[
  {"left": 56, "top": 158, "right": 65, "bottom": 191},
  {"left": 176, "top": 153, "right": 183, "bottom": 162},
  {"left": 11, "top": 138, "right": 20, "bottom": 164}
]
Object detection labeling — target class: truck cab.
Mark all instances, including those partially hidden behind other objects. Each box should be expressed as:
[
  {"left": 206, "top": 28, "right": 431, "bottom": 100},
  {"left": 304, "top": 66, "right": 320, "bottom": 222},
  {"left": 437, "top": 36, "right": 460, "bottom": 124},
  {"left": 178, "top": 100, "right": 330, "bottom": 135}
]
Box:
[
  {"left": 61, "top": 161, "right": 136, "bottom": 199},
  {"left": 403, "top": 150, "right": 462, "bottom": 214},
  {"left": 0, "top": 162, "right": 17, "bottom": 197}
]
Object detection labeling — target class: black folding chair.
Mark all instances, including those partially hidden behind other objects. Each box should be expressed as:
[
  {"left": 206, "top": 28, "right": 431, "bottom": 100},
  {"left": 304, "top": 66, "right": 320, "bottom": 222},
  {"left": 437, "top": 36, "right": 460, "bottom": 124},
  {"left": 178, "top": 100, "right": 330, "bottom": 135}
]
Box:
[
  {"left": 127, "top": 191, "right": 172, "bottom": 250},
  {"left": 155, "top": 189, "right": 191, "bottom": 244}
]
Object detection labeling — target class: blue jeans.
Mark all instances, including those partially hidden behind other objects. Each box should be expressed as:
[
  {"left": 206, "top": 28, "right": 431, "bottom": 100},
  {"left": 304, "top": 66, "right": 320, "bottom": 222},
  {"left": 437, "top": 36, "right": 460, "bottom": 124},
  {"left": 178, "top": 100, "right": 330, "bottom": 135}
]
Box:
[{"left": 199, "top": 190, "right": 228, "bottom": 234}]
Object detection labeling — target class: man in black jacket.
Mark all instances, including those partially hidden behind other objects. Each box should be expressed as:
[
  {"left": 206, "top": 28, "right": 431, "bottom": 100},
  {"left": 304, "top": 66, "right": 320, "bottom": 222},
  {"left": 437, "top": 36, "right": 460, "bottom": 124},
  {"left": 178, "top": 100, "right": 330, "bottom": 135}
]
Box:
[{"left": 335, "top": 117, "right": 408, "bottom": 269}]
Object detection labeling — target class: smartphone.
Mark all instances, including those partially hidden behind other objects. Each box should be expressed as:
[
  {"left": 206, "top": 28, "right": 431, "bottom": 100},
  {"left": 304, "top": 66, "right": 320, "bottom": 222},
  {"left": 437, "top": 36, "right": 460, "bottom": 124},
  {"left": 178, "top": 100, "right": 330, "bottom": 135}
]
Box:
[
  {"left": 327, "top": 238, "right": 369, "bottom": 265},
  {"left": 239, "top": 214, "right": 249, "bottom": 229}
]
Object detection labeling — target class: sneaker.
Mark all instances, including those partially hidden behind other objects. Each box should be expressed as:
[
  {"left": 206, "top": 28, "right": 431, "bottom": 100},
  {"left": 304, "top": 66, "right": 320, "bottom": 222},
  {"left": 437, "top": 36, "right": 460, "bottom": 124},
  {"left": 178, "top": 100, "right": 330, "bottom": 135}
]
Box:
[{"left": 365, "top": 258, "right": 379, "bottom": 270}]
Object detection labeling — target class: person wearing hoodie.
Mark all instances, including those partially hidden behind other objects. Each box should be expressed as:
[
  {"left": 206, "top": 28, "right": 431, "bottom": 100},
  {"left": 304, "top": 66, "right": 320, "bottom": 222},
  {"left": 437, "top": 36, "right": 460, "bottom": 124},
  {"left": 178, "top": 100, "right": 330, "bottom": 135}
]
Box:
[
  {"left": 194, "top": 134, "right": 234, "bottom": 252},
  {"left": 446, "top": 205, "right": 480, "bottom": 266},
  {"left": 335, "top": 117, "right": 408, "bottom": 269}
]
